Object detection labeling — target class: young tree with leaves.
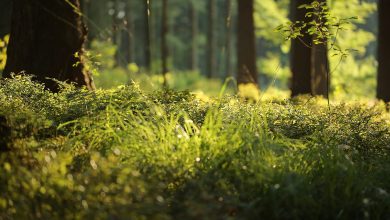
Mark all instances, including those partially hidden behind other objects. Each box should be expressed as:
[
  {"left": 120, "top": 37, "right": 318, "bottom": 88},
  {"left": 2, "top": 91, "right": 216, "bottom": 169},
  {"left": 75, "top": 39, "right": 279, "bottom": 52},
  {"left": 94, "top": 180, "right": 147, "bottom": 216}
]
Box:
[
  {"left": 289, "top": 0, "right": 329, "bottom": 97},
  {"left": 310, "top": 0, "right": 328, "bottom": 98}
]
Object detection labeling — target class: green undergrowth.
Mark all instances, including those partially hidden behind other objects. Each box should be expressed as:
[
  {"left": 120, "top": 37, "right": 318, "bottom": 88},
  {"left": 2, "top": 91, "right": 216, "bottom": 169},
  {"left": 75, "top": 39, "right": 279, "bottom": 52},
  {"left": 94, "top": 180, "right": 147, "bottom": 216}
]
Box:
[{"left": 1, "top": 76, "right": 390, "bottom": 219}]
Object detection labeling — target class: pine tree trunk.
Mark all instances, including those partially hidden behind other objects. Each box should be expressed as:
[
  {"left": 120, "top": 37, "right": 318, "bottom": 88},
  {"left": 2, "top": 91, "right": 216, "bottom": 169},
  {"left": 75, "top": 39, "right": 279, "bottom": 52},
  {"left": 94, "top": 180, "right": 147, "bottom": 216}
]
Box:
[
  {"left": 207, "top": 0, "right": 216, "bottom": 78},
  {"left": 290, "top": 0, "right": 312, "bottom": 97},
  {"left": 311, "top": 39, "right": 328, "bottom": 98},
  {"left": 126, "top": 2, "right": 134, "bottom": 65},
  {"left": 0, "top": 0, "right": 12, "bottom": 39},
  {"left": 118, "top": 1, "right": 133, "bottom": 68},
  {"left": 144, "top": 0, "right": 152, "bottom": 71},
  {"left": 0, "top": 115, "right": 11, "bottom": 152},
  {"left": 190, "top": 0, "right": 198, "bottom": 72},
  {"left": 311, "top": 0, "right": 329, "bottom": 98},
  {"left": 3, "top": 0, "right": 95, "bottom": 92},
  {"left": 237, "top": 0, "right": 257, "bottom": 85},
  {"left": 225, "top": 0, "right": 233, "bottom": 78},
  {"left": 377, "top": 0, "right": 390, "bottom": 102},
  {"left": 161, "top": 0, "right": 169, "bottom": 87},
  {"left": 112, "top": 0, "right": 121, "bottom": 66}
]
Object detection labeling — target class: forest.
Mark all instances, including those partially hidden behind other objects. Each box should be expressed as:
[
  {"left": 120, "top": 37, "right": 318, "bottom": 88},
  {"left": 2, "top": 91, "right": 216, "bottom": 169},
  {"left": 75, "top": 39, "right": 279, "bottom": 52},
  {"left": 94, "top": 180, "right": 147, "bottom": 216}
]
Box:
[{"left": 0, "top": 0, "right": 390, "bottom": 219}]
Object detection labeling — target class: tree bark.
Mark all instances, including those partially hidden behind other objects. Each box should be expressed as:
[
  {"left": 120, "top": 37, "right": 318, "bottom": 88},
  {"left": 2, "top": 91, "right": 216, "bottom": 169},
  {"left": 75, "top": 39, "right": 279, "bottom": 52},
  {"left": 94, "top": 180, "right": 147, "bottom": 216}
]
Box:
[
  {"left": 290, "top": 0, "right": 312, "bottom": 97},
  {"left": 311, "top": 0, "right": 329, "bottom": 98},
  {"left": 225, "top": 0, "right": 233, "bottom": 78},
  {"left": 0, "top": 115, "right": 11, "bottom": 152},
  {"left": 207, "top": 0, "right": 216, "bottom": 78},
  {"left": 377, "top": 0, "right": 390, "bottom": 102},
  {"left": 0, "top": 0, "right": 12, "bottom": 39},
  {"left": 190, "top": 0, "right": 198, "bottom": 72},
  {"left": 118, "top": 1, "right": 134, "bottom": 68},
  {"left": 237, "top": 0, "right": 258, "bottom": 85},
  {"left": 161, "top": 0, "right": 169, "bottom": 87},
  {"left": 311, "top": 37, "right": 328, "bottom": 98},
  {"left": 3, "top": 0, "right": 94, "bottom": 92},
  {"left": 143, "top": 0, "right": 152, "bottom": 71}
]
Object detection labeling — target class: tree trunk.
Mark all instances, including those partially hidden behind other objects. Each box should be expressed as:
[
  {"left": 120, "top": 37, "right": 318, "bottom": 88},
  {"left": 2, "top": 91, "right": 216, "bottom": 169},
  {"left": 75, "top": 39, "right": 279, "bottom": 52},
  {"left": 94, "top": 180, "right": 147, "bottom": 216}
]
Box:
[
  {"left": 290, "top": 0, "right": 329, "bottom": 98},
  {"left": 0, "top": 115, "right": 11, "bottom": 152},
  {"left": 311, "top": 37, "right": 329, "bottom": 98},
  {"left": 207, "top": 0, "right": 216, "bottom": 78},
  {"left": 0, "top": 0, "right": 12, "bottom": 39},
  {"left": 290, "top": 0, "right": 312, "bottom": 97},
  {"left": 118, "top": 1, "right": 134, "bottom": 68},
  {"left": 311, "top": 0, "right": 329, "bottom": 98},
  {"left": 237, "top": 0, "right": 257, "bottom": 85},
  {"left": 144, "top": 0, "right": 152, "bottom": 71},
  {"left": 161, "top": 0, "right": 169, "bottom": 87},
  {"left": 377, "top": 0, "right": 390, "bottom": 102},
  {"left": 225, "top": 0, "right": 233, "bottom": 78},
  {"left": 112, "top": 0, "right": 121, "bottom": 66},
  {"left": 3, "top": 0, "right": 94, "bottom": 92},
  {"left": 190, "top": 0, "right": 198, "bottom": 72}
]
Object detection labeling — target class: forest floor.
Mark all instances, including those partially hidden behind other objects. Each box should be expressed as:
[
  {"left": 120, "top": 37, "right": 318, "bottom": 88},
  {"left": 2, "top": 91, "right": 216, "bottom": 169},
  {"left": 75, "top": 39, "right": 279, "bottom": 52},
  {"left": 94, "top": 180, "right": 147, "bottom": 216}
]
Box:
[{"left": 1, "top": 75, "right": 390, "bottom": 219}]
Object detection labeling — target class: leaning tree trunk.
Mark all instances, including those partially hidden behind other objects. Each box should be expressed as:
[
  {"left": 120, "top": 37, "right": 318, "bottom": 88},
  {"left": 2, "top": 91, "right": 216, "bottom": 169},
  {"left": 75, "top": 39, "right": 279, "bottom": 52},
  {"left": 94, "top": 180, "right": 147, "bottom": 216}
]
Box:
[
  {"left": 377, "top": 0, "right": 390, "bottom": 103},
  {"left": 290, "top": 0, "right": 312, "bottom": 97},
  {"left": 3, "top": 0, "right": 95, "bottom": 92},
  {"left": 237, "top": 0, "right": 258, "bottom": 85}
]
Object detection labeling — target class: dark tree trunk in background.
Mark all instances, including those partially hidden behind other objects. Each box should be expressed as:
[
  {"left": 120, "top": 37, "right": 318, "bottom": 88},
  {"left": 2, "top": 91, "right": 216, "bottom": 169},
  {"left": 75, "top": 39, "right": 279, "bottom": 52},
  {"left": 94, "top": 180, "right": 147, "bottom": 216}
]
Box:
[
  {"left": 0, "top": 115, "right": 11, "bottom": 152},
  {"left": 161, "top": 0, "right": 169, "bottom": 87},
  {"left": 144, "top": 0, "right": 152, "bottom": 71},
  {"left": 377, "top": 0, "right": 390, "bottom": 102},
  {"left": 225, "top": 0, "right": 233, "bottom": 78},
  {"left": 311, "top": 0, "right": 328, "bottom": 98},
  {"left": 190, "top": 0, "right": 198, "bottom": 72},
  {"left": 207, "top": 0, "right": 216, "bottom": 78},
  {"left": 311, "top": 37, "right": 328, "bottom": 97},
  {"left": 118, "top": 1, "right": 134, "bottom": 67},
  {"left": 0, "top": 0, "right": 12, "bottom": 39},
  {"left": 290, "top": 0, "right": 312, "bottom": 97},
  {"left": 237, "top": 0, "right": 257, "bottom": 85},
  {"left": 112, "top": 0, "right": 121, "bottom": 66},
  {"left": 3, "top": 0, "right": 95, "bottom": 92}
]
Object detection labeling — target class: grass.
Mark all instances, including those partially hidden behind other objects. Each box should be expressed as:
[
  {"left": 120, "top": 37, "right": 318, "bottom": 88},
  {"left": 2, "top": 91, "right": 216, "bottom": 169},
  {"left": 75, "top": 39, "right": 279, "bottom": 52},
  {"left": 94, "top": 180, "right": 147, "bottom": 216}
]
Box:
[{"left": 1, "top": 75, "right": 390, "bottom": 219}]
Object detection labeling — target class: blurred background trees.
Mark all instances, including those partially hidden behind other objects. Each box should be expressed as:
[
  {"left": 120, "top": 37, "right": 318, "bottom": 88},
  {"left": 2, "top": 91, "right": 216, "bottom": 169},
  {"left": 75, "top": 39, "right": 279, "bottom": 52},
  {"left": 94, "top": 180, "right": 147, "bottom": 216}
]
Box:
[{"left": 0, "top": 0, "right": 385, "bottom": 101}]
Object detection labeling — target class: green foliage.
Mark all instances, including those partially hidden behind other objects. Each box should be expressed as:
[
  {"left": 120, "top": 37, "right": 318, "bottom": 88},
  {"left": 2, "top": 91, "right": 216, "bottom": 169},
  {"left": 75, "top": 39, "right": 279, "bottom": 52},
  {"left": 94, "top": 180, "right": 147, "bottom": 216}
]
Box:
[
  {"left": 329, "top": 0, "right": 377, "bottom": 99},
  {"left": 0, "top": 35, "right": 8, "bottom": 72},
  {"left": 255, "top": 0, "right": 289, "bottom": 45},
  {"left": 1, "top": 76, "right": 390, "bottom": 219}
]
